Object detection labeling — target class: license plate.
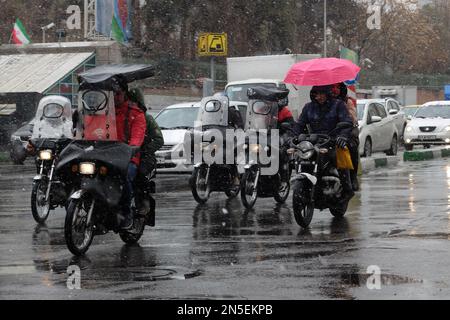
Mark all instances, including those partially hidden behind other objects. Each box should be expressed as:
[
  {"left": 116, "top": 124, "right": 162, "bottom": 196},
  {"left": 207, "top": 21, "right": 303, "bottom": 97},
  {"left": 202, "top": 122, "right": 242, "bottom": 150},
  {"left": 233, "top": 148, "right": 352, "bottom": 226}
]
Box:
[{"left": 418, "top": 135, "right": 437, "bottom": 140}]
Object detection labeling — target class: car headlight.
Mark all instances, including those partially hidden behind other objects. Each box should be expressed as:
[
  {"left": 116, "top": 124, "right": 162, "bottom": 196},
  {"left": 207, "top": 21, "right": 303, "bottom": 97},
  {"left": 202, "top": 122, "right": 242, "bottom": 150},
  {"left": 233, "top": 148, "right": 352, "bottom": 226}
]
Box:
[
  {"left": 406, "top": 126, "right": 413, "bottom": 132},
  {"left": 39, "top": 150, "right": 53, "bottom": 161},
  {"left": 79, "top": 162, "right": 96, "bottom": 175},
  {"left": 298, "top": 141, "right": 315, "bottom": 160},
  {"left": 445, "top": 126, "right": 450, "bottom": 132},
  {"left": 11, "top": 135, "right": 21, "bottom": 141}
]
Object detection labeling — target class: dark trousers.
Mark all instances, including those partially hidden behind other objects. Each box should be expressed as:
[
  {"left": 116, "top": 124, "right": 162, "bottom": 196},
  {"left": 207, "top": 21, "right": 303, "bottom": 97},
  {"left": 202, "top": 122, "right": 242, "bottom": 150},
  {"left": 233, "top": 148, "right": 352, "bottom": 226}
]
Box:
[
  {"left": 349, "top": 128, "right": 360, "bottom": 184},
  {"left": 121, "top": 163, "right": 138, "bottom": 218}
]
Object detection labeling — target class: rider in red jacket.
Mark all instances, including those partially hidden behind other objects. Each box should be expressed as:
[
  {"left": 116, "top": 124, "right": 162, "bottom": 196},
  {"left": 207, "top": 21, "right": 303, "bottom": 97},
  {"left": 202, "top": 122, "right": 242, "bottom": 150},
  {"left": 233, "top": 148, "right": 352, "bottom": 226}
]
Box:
[{"left": 114, "top": 83, "right": 147, "bottom": 230}]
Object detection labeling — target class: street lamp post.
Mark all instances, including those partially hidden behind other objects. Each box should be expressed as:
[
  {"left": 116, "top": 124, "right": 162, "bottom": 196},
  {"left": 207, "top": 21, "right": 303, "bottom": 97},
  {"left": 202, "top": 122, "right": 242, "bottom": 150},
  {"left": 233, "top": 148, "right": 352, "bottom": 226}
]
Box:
[
  {"left": 324, "top": 0, "right": 327, "bottom": 57},
  {"left": 41, "top": 23, "right": 55, "bottom": 43}
]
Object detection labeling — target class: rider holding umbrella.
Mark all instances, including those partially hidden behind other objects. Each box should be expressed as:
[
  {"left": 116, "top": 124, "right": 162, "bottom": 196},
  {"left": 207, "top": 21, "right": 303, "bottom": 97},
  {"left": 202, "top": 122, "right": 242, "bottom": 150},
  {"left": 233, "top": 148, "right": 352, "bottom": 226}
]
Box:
[{"left": 292, "top": 85, "right": 355, "bottom": 201}]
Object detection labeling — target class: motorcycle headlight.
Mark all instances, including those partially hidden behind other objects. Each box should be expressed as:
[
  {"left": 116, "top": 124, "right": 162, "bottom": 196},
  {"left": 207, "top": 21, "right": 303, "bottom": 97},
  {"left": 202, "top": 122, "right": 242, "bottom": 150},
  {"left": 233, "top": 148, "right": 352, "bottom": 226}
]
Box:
[
  {"left": 79, "top": 162, "right": 96, "bottom": 175},
  {"left": 249, "top": 144, "right": 261, "bottom": 153},
  {"left": 298, "top": 141, "right": 315, "bottom": 160},
  {"left": 39, "top": 150, "right": 53, "bottom": 161},
  {"left": 202, "top": 143, "right": 218, "bottom": 152}
]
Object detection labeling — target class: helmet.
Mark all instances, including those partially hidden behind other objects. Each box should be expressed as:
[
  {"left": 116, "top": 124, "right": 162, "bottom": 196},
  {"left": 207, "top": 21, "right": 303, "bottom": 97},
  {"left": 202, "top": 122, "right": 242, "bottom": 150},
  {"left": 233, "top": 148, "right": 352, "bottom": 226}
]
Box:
[
  {"left": 128, "top": 87, "right": 148, "bottom": 111},
  {"left": 278, "top": 97, "right": 289, "bottom": 109}
]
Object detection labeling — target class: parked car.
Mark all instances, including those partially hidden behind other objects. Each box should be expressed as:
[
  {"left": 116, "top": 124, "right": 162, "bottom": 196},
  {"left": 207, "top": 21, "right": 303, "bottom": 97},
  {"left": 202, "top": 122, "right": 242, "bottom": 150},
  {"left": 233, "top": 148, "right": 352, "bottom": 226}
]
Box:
[
  {"left": 402, "top": 105, "right": 421, "bottom": 121},
  {"left": 403, "top": 101, "right": 450, "bottom": 151},
  {"left": 154, "top": 102, "right": 201, "bottom": 172},
  {"left": 357, "top": 99, "right": 399, "bottom": 157},
  {"left": 381, "top": 98, "right": 407, "bottom": 141},
  {"left": 9, "top": 120, "right": 35, "bottom": 164}
]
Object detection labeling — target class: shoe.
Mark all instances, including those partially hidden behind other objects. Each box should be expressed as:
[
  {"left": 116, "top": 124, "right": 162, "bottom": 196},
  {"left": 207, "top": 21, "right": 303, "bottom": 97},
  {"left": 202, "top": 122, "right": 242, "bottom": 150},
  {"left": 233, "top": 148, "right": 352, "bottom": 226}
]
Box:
[
  {"left": 119, "top": 215, "right": 133, "bottom": 231},
  {"left": 138, "top": 199, "right": 150, "bottom": 216},
  {"left": 352, "top": 179, "right": 359, "bottom": 192}
]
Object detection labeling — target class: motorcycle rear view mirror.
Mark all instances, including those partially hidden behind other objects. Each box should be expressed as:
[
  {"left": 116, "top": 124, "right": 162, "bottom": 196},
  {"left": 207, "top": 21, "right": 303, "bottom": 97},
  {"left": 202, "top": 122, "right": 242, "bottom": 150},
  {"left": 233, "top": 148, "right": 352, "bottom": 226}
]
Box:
[
  {"left": 205, "top": 100, "right": 222, "bottom": 112},
  {"left": 43, "top": 103, "right": 64, "bottom": 119},
  {"left": 252, "top": 101, "right": 271, "bottom": 115},
  {"left": 82, "top": 90, "right": 108, "bottom": 113}
]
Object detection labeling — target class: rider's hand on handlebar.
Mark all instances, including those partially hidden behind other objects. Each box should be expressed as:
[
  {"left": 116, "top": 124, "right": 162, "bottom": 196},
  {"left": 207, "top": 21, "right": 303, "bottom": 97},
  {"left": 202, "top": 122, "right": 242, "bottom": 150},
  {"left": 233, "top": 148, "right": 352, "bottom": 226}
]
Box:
[{"left": 336, "top": 136, "right": 348, "bottom": 149}]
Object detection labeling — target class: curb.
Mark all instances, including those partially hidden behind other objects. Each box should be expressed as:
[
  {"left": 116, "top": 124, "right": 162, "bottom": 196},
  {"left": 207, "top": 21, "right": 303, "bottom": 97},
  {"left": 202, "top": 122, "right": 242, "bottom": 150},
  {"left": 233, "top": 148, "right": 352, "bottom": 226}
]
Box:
[
  {"left": 360, "top": 156, "right": 400, "bottom": 174},
  {"left": 404, "top": 147, "right": 450, "bottom": 162}
]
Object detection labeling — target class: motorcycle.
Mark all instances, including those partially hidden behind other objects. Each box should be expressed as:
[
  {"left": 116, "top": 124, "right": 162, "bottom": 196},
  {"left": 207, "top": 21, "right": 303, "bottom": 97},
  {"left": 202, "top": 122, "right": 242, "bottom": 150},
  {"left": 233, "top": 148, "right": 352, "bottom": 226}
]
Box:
[
  {"left": 56, "top": 64, "right": 156, "bottom": 256},
  {"left": 240, "top": 87, "right": 293, "bottom": 209},
  {"left": 189, "top": 96, "right": 241, "bottom": 204},
  {"left": 29, "top": 96, "right": 73, "bottom": 224},
  {"left": 286, "top": 122, "right": 354, "bottom": 228}
]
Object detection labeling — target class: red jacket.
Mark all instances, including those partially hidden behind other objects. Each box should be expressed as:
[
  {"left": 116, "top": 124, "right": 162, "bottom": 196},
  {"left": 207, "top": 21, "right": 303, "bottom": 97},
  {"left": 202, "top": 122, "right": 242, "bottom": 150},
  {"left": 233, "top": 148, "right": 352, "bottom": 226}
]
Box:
[
  {"left": 278, "top": 107, "right": 294, "bottom": 123},
  {"left": 115, "top": 101, "right": 147, "bottom": 165}
]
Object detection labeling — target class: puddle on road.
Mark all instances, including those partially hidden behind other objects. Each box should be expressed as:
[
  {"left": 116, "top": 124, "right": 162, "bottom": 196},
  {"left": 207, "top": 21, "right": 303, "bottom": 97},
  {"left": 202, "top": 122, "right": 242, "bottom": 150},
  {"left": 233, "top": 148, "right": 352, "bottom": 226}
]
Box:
[{"left": 371, "top": 230, "right": 450, "bottom": 240}]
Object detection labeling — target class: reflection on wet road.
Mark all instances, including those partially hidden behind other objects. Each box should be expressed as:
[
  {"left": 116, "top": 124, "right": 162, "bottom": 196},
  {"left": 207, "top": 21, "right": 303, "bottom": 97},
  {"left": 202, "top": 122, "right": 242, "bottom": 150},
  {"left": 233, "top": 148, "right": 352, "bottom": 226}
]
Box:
[{"left": 1, "top": 159, "right": 450, "bottom": 299}]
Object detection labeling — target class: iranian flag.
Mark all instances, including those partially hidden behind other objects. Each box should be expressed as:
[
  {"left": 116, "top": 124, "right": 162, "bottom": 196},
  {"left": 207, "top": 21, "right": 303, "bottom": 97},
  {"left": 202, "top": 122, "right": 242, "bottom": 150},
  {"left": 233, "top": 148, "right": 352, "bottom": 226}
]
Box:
[{"left": 11, "top": 18, "right": 31, "bottom": 45}]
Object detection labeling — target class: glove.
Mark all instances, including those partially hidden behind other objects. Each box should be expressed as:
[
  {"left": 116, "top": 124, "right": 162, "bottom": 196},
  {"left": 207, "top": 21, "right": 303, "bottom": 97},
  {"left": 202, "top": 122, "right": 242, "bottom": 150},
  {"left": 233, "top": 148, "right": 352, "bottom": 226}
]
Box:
[{"left": 336, "top": 136, "right": 348, "bottom": 149}]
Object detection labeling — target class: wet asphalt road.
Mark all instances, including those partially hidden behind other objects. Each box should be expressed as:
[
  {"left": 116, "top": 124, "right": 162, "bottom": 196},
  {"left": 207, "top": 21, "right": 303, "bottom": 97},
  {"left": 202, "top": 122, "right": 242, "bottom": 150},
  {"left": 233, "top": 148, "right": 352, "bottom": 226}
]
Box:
[{"left": 0, "top": 159, "right": 450, "bottom": 300}]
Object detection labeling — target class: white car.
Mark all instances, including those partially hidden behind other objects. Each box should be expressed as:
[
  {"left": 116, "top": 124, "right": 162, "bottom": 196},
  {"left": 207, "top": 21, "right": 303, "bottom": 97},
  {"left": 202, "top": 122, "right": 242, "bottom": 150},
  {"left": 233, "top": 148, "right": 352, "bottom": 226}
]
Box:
[
  {"left": 403, "top": 101, "right": 450, "bottom": 151},
  {"left": 357, "top": 99, "right": 399, "bottom": 157},
  {"left": 154, "top": 102, "right": 201, "bottom": 173}
]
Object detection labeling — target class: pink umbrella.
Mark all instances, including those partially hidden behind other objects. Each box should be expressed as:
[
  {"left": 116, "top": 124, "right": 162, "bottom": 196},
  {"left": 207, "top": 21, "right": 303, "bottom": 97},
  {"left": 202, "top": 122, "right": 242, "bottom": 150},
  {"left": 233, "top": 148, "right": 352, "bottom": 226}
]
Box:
[{"left": 284, "top": 58, "right": 361, "bottom": 86}]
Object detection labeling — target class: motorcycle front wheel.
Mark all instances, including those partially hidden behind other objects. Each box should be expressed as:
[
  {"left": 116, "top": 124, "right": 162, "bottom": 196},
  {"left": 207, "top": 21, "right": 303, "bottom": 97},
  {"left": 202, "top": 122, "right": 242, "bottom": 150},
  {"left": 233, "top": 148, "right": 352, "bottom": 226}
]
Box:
[
  {"left": 64, "top": 196, "right": 95, "bottom": 256},
  {"left": 240, "top": 169, "right": 259, "bottom": 209},
  {"left": 31, "top": 180, "right": 51, "bottom": 224},
  {"left": 190, "top": 166, "right": 211, "bottom": 204},
  {"left": 292, "top": 180, "right": 314, "bottom": 228}
]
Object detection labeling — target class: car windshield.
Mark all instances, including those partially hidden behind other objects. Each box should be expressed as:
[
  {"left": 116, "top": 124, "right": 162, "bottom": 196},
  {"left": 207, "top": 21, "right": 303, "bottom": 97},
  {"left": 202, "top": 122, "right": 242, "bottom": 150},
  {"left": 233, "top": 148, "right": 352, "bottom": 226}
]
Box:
[
  {"left": 226, "top": 83, "right": 279, "bottom": 102},
  {"left": 403, "top": 107, "right": 419, "bottom": 117},
  {"left": 357, "top": 104, "right": 365, "bottom": 121},
  {"left": 155, "top": 107, "right": 200, "bottom": 129},
  {"left": 414, "top": 105, "right": 450, "bottom": 119}
]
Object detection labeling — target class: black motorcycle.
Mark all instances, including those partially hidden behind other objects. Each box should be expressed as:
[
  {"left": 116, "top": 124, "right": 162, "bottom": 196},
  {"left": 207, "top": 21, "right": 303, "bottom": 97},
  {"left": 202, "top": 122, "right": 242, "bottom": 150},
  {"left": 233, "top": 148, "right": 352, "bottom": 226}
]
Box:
[
  {"left": 56, "top": 64, "right": 156, "bottom": 256},
  {"left": 240, "top": 87, "right": 292, "bottom": 209},
  {"left": 29, "top": 96, "right": 74, "bottom": 223},
  {"left": 287, "top": 122, "right": 354, "bottom": 228},
  {"left": 189, "top": 97, "right": 241, "bottom": 204}
]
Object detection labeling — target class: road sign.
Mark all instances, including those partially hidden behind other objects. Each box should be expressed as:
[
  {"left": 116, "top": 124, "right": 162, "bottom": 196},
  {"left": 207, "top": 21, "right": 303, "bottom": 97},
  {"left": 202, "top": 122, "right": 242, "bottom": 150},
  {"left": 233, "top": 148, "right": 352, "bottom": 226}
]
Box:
[{"left": 198, "top": 33, "right": 227, "bottom": 57}]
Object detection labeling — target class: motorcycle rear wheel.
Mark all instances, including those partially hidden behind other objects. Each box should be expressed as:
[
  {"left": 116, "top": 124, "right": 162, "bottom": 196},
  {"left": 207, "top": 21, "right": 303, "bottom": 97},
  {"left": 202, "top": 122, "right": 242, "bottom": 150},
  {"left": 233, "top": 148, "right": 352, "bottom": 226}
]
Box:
[
  {"left": 274, "top": 180, "right": 290, "bottom": 204},
  {"left": 120, "top": 217, "right": 145, "bottom": 244},
  {"left": 329, "top": 200, "right": 349, "bottom": 218},
  {"left": 64, "top": 196, "right": 94, "bottom": 256},
  {"left": 190, "top": 166, "right": 210, "bottom": 204},
  {"left": 31, "top": 180, "right": 51, "bottom": 224},
  {"left": 225, "top": 174, "right": 240, "bottom": 199},
  {"left": 293, "top": 181, "right": 314, "bottom": 228}
]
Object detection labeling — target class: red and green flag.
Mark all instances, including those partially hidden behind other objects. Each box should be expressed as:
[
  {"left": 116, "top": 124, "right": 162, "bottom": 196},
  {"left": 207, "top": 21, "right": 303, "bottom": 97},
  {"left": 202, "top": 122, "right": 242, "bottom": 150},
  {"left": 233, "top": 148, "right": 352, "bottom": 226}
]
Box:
[
  {"left": 111, "top": 15, "right": 126, "bottom": 44},
  {"left": 11, "top": 18, "right": 31, "bottom": 45}
]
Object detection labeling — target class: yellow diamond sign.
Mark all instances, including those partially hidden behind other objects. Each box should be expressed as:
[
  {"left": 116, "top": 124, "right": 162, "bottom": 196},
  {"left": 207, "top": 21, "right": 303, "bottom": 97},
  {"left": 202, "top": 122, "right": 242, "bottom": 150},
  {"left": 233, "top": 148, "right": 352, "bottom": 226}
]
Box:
[{"left": 198, "top": 33, "right": 228, "bottom": 57}]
